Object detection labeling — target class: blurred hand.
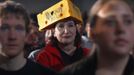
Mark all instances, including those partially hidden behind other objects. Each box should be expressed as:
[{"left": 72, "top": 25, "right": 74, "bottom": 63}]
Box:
[{"left": 45, "top": 29, "right": 53, "bottom": 44}]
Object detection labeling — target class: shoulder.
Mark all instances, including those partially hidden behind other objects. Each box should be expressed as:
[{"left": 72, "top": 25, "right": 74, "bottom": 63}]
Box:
[
  {"left": 28, "top": 49, "right": 41, "bottom": 57},
  {"left": 60, "top": 56, "right": 95, "bottom": 75},
  {"left": 60, "top": 54, "right": 97, "bottom": 75},
  {"left": 80, "top": 47, "right": 90, "bottom": 56},
  {"left": 60, "top": 58, "right": 87, "bottom": 75},
  {"left": 28, "top": 49, "right": 41, "bottom": 61},
  {"left": 37, "top": 44, "right": 61, "bottom": 58},
  {"left": 25, "top": 59, "right": 58, "bottom": 75},
  {"left": 125, "top": 56, "right": 134, "bottom": 75}
]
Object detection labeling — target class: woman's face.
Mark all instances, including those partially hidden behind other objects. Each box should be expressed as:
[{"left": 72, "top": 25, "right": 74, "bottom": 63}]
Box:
[
  {"left": 54, "top": 20, "right": 76, "bottom": 45},
  {"left": 92, "top": 0, "right": 134, "bottom": 56}
]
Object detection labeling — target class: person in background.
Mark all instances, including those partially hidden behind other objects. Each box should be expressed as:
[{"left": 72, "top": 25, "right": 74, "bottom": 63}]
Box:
[
  {"left": 28, "top": 30, "right": 50, "bottom": 62},
  {"left": 81, "top": 12, "right": 95, "bottom": 56},
  {"left": 60, "top": 0, "right": 134, "bottom": 75},
  {"left": 0, "top": 1, "right": 58, "bottom": 75},
  {"left": 25, "top": 13, "right": 45, "bottom": 57}
]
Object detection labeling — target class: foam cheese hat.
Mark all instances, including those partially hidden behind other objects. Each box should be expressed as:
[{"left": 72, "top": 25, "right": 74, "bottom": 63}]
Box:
[{"left": 37, "top": 0, "right": 83, "bottom": 31}]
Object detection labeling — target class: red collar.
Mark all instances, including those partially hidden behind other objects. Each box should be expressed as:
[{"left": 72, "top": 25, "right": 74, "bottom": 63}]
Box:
[{"left": 43, "top": 44, "right": 62, "bottom": 59}]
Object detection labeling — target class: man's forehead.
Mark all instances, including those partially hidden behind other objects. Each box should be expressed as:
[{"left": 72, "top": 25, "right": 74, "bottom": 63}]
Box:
[
  {"left": 0, "top": 14, "right": 25, "bottom": 26},
  {"left": 97, "top": 1, "right": 132, "bottom": 18},
  {"left": 1, "top": 13, "right": 23, "bottom": 20}
]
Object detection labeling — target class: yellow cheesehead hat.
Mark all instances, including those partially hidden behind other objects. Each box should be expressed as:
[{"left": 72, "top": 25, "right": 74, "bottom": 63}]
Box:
[{"left": 37, "top": 0, "right": 83, "bottom": 31}]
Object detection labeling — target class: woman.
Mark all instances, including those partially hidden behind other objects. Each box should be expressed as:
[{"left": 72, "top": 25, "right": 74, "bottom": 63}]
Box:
[{"left": 36, "top": 18, "right": 90, "bottom": 71}]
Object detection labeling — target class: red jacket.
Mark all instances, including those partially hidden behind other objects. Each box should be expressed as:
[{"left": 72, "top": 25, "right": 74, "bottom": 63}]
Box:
[{"left": 36, "top": 44, "right": 90, "bottom": 71}]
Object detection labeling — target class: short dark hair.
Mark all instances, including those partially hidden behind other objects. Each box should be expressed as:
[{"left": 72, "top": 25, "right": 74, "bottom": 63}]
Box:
[{"left": 0, "top": 1, "right": 30, "bottom": 33}]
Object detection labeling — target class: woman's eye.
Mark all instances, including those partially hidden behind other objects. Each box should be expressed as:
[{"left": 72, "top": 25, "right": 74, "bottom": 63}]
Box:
[
  {"left": 124, "top": 19, "right": 133, "bottom": 26},
  {"left": 15, "top": 25, "right": 25, "bottom": 31},
  {"left": 68, "top": 24, "right": 75, "bottom": 28},
  {"left": 0, "top": 24, "right": 9, "bottom": 31},
  {"left": 56, "top": 22, "right": 64, "bottom": 28},
  {"left": 105, "top": 19, "right": 117, "bottom": 27},
  {"left": 58, "top": 24, "right": 64, "bottom": 28}
]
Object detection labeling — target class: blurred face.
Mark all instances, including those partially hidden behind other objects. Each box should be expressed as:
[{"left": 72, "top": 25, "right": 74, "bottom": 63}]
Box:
[
  {"left": 54, "top": 20, "right": 76, "bottom": 45},
  {"left": 26, "top": 19, "right": 39, "bottom": 45},
  {"left": 29, "top": 19, "right": 38, "bottom": 34},
  {"left": 92, "top": 1, "right": 134, "bottom": 56},
  {"left": 0, "top": 13, "right": 26, "bottom": 58}
]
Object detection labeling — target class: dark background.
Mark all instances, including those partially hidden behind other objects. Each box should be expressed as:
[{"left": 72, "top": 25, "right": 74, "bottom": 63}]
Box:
[{"left": 0, "top": 0, "right": 96, "bottom": 14}]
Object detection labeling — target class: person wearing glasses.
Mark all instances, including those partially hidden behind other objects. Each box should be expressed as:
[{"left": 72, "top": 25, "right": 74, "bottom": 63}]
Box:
[{"left": 36, "top": 19, "right": 90, "bottom": 71}]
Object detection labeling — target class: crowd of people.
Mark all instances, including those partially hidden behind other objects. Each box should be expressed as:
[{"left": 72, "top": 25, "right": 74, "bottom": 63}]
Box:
[{"left": 0, "top": 0, "right": 134, "bottom": 75}]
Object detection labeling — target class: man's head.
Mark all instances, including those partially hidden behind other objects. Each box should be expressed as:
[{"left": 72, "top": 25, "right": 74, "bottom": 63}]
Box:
[
  {"left": 89, "top": 0, "right": 134, "bottom": 57},
  {"left": 0, "top": 1, "right": 30, "bottom": 58},
  {"left": 29, "top": 13, "right": 39, "bottom": 34}
]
